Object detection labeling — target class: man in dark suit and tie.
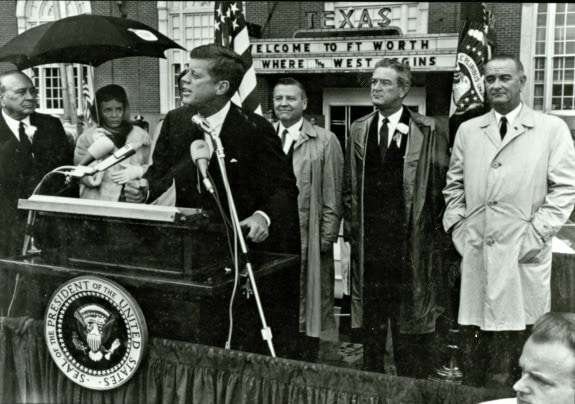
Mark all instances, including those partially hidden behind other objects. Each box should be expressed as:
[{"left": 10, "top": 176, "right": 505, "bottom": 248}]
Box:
[
  {"left": 124, "top": 44, "right": 302, "bottom": 358},
  {"left": 343, "top": 59, "right": 451, "bottom": 377},
  {"left": 125, "top": 44, "right": 299, "bottom": 256},
  {"left": 0, "top": 70, "right": 73, "bottom": 315}
]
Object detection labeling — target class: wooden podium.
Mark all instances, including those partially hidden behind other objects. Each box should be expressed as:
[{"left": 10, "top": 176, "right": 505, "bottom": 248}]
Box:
[
  {"left": 19, "top": 195, "right": 231, "bottom": 280},
  {"left": 3, "top": 196, "right": 299, "bottom": 353}
]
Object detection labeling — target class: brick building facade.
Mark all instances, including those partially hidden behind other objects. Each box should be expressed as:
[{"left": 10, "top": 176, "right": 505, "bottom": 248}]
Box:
[{"left": 2, "top": 2, "right": 572, "bottom": 137}]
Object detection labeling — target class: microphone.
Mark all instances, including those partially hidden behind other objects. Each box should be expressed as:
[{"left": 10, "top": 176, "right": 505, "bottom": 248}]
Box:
[
  {"left": 69, "top": 142, "right": 139, "bottom": 179},
  {"left": 190, "top": 139, "right": 214, "bottom": 194},
  {"left": 76, "top": 135, "right": 116, "bottom": 166},
  {"left": 191, "top": 114, "right": 216, "bottom": 138}
]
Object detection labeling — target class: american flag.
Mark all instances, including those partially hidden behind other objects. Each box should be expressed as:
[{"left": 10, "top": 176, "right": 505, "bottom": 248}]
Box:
[
  {"left": 79, "top": 68, "right": 95, "bottom": 127},
  {"left": 214, "top": 1, "right": 262, "bottom": 115},
  {"left": 448, "top": 2, "right": 495, "bottom": 147}
]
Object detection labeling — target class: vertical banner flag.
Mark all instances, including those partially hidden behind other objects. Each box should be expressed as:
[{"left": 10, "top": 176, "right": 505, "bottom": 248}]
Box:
[
  {"left": 79, "top": 67, "right": 95, "bottom": 128},
  {"left": 214, "top": 1, "right": 262, "bottom": 115},
  {"left": 449, "top": 3, "right": 495, "bottom": 147}
]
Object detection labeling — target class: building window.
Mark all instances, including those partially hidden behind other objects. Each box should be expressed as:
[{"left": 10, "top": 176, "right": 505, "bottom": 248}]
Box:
[
  {"left": 532, "top": 3, "right": 575, "bottom": 113},
  {"left": 161, "top": 1, "right": 215, "bottom": 111},
  {"left": 16, "top": 1, "right": 91, "bottom": 116}
]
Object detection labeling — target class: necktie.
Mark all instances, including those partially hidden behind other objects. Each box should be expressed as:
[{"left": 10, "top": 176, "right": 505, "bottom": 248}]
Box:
[
  {"left": 19, "top": 122, "right": 33, "bottom": 157},
  {"left": 500, "top": 116, "right": 507, "bottom": 140},
  {"left": 379, "top": 117, "right": 389, "bottom": 160},
  {"left": 281, "top": 128, "right": 289, "bottom": 151}
]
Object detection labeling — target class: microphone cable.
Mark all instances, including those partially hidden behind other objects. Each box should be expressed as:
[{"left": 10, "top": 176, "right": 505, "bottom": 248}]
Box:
[
  {"left": 203, "top": 170, "right": 241, "bottom": 350},
  {"left": 10, "top": 165, "right": 78, "bottom": 317}
]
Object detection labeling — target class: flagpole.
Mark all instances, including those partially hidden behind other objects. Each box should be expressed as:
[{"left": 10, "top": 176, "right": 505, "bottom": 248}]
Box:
[{"left": 53, "top": 2, "right": 76, "bottom": 127}]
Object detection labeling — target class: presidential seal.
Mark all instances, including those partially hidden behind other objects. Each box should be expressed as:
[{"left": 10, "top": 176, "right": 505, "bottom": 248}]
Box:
[{"left": 44, "top": 276, "right": 148, "bottom": 390}]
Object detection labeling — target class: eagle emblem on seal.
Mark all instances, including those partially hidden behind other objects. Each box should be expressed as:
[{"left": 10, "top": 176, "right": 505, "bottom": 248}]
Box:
[{"left": 73, "top": 304, "right": 121, "bottom": 361}]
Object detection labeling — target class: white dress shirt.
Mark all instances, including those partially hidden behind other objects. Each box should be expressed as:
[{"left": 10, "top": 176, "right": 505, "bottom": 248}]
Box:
[
  {"left": 204, "top": 101, "right": 231, "bottom": 155},
  {"left": 378, "top": 107, "right": 403, "bottom": 147},
  {"left": 277, "top": 117, "right": 303, "bottom": 154},
  {"left": 2, "top": 109, "right": 32, "bottom": 141},
  {"left": 494, "top": 102, "right": 522, "bottom": 131}
]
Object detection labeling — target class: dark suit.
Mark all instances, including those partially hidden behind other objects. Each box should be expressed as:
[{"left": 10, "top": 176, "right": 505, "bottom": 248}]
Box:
[
  {"left": 147, "top": 103, "right": 300, "bottom": 255},
  {"left": 0, "top": 112, "right": 73, "bottom": 256},
  {"left": 145, "top": 104, "right": 303, "bottom": 359},
  {"left": 344, "top": 107, "right": 451, "bottom": 377},
  {"left": 0, "top": 111, "right": 73, "bottom": 315}
]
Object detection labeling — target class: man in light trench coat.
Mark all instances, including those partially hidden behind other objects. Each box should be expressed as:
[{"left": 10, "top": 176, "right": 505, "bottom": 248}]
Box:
[
  {"left": 443, "top": 54, "right": 575, "bottom": 387},
  {"left": 273, "top": 77, "right": 344, "bottom": 362}
]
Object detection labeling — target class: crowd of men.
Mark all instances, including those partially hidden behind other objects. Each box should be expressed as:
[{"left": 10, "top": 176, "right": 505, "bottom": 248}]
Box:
[{"left": 0, "top": 43, "right": 574, "bottom": 398}]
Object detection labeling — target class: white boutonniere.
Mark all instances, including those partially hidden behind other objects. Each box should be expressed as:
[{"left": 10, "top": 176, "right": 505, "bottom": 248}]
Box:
[
  {"left": 392, "top": 123, "right": 409, "bottom": 147},
  {"left": 25, "top": 125, "right": 37, "bottom": 138}
]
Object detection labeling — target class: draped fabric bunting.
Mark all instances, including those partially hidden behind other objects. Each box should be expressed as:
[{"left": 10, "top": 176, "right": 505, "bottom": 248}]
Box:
[
  {"left": 214, "top": 1, "right": 262, "bottom": 115},
  {"left": 0, "top": 316, "right": 514, "bottom": 404},
  {"left": 448, "top": 2, "right": 496, "bottom": 147}
]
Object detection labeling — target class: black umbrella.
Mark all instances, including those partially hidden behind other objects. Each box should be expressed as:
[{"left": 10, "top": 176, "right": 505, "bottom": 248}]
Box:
[{"left": 0, "top": 14, "right": 185, "bottom": 69}]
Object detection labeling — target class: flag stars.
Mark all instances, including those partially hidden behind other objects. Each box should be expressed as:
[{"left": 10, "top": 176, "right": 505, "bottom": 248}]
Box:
[
  {"left": 230, "top": 2, "right": 239, "bottom": 15},
  {"left": 214, "top": 20, "right": 221, "bottom": 31},
  {"left": 231, "top": 18, "right": 239, "bottom": 31}
]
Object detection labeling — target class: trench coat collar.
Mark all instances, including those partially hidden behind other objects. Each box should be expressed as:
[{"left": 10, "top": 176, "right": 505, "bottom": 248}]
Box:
[
  {"left": 479, "top": 104, "right": 535, "bottom": 148},
  {"left": 293, "top": 119, "right": 318, "bottom": 149},
  {"left": 274, "top": 118, "right": 317, "bottom": 150}
]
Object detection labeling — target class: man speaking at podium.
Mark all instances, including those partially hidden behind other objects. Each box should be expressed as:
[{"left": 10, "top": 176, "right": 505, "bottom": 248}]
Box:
[
  {"left": 124, "top": 44, "right": 304, "bottom": 359},
  {"left": 125, "top": 44, "right": 299, "bottom": 256}
]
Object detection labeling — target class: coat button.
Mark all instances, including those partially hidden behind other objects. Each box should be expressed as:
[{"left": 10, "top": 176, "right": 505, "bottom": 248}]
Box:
[
  {"left": 486, "top": 238, "right": 494, "bottom": 246},
  {"left": 491, "top": 162, "right": 501, "bottom": 168},
  {"left": 488, "top": 201, "right": 498, "bottom": 206}
]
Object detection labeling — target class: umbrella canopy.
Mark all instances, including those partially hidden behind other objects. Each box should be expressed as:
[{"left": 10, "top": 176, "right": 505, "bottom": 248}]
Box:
[{"left": 0, "top": 14, "right": 186, "bottom": 69}]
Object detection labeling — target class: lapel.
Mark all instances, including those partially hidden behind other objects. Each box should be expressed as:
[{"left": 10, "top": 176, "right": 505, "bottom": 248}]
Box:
[
  {"left": 479, "top": 110, "right": 506, "bottom": 149},
  {"left": 273, "top": 119, "right": 313, "bottom": 153},
  {"left": 294, "top": 119, "right": 316, "bottom": 150},
  {"left": 479, "top": 106, "right": 533, "bottom": 151},
  {"left": 403, "top": 108, "right": 431, "bottom": 225},
  {"left": 219, "top": 104, "right": 241, "bottom": 145},
  {"left": 0, "top": 111, "right": 18, "bottom": 144},
  {"left": 502, "top": 105, "right": 531, "bottom": 146},
  {"left": 404, "top": 108, "right": 424, "bottom": 159}
]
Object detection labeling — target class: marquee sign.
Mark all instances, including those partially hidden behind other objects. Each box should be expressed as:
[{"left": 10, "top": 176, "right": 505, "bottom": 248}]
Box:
[
  {"left": 45, "top": 276, "right": 148, "bottom": 390},
  {"left": 252, "top": 35, "right": 458, "bottom": 73}
]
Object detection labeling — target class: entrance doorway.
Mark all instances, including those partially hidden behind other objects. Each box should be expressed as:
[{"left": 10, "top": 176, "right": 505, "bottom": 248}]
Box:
[
  {"left": 322, "top": 86, "right": 426, "bottom": 303},
  {"left": 323, "top": 87, "right": 426, "bottom": 152}
]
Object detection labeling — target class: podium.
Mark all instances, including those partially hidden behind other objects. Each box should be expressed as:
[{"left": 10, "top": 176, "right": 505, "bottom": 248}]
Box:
[
  {"left": 19, "top": 195, "right": 231, "bottom": 279},
  {"left": 2, "top": 196, "right": 299, "bottom": 353}
]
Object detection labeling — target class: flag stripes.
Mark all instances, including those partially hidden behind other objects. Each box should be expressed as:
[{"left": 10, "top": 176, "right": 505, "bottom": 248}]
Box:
[
  {"left": 214, "top": 1, "right": 262, "bottom": 115},
  {"left": 80, "top": 67, "right": 95, "bottom": 127}
]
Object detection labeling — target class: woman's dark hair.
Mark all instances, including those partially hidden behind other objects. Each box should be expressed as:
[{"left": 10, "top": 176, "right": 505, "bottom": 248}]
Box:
[{"left": 91, "top": 84, "right": 131, "bottom": 125}]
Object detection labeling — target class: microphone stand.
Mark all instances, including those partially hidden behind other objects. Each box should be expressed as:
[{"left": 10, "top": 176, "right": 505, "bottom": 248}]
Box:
[{"left": 209, "top": 130, "right": 276, "bottom": 358}]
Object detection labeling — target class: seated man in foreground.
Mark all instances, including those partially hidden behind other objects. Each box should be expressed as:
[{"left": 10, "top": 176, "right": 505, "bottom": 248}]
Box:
[
  {"left": 512, "top": 312, "right": 575, "bottom": 404},
  {"left": 485, "top": 312, "right": 575, "bottom": 404}
]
